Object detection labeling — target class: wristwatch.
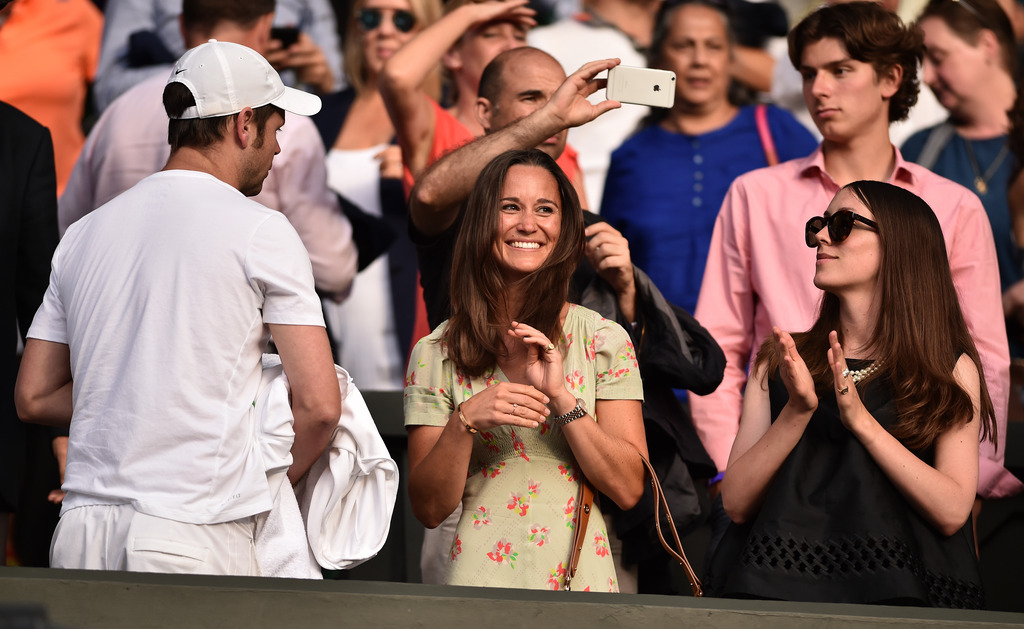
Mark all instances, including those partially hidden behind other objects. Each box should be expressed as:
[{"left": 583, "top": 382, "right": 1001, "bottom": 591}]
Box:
[{"left": 553, "top": 397, "right": 587, "bottom": 426}]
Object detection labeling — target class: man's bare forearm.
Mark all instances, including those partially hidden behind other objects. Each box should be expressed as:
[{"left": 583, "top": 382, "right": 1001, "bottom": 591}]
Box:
[{"left": 410, "top": 109, "right": 560, "bottom": 236}]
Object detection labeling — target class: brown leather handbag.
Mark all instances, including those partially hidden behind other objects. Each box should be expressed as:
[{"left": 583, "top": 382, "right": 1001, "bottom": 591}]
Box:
[{"left": 564, "top": 453, "right": 703, "bottom": 596}]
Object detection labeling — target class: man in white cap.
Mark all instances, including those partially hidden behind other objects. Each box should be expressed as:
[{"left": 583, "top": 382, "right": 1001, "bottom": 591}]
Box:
[{"left": 15, "top": 41, "right": 341, "bottom": 576}]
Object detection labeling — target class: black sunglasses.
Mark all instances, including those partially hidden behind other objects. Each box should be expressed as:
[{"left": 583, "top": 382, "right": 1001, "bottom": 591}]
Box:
[
  {"left": 357, "top": 8, "right": 417, "bottom": 33},
  {"left": 804, "top": 210, "right": 878, "bottom": 247}
]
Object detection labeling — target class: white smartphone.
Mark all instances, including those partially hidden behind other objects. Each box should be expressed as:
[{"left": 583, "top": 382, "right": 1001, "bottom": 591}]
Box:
[{"left": 606, "top": 66, "right": 676, "bottom": 109}]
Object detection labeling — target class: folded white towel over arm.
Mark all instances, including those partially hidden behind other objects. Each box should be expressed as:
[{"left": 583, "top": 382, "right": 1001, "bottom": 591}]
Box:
[{"left": 254, "top": 354, "right": 400, "bottom": 576}]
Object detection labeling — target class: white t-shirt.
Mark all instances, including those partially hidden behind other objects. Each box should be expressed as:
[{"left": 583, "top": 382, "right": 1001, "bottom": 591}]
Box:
[{"left": 29, "top": 170, "right": 326, "bottom": 525}]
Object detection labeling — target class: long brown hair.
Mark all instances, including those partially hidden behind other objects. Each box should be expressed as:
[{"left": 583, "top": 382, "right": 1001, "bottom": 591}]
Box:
[
  {"left": 444, "top": 149, "right": 584, "bottom": 376},
  {"left": 754, "top": 181, "right": 995, "bottom": 449}
]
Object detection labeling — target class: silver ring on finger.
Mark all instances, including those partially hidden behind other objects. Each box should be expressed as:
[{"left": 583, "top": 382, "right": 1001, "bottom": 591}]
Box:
[{"left": 510, "top": 403, "right": 518, "bottom": 416}]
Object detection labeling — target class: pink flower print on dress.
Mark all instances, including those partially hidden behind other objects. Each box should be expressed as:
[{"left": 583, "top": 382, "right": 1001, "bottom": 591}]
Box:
[
  {"left": 593, "top": 529, "right": 610, "bottom": 558},
  {"left": 486, "top": 539, "right": 518, "bottom": 568},
  {"left": 471, "top": 506, "right": 491, "bottom": 528},
  {"left": 558, "top": 460, "right": 579, "bottom": 482},
  {"left": 527, "top": 480, "right": 540, "bottom": 498},
  {"left": 404, "top": 358, "right": 426, "bottom": 387},
  {"left": 547, "top": 562, "right": 568, "bottom": 590},
  {"left": 564, "top": 332, "right": 574, "bottom": 351},
  {"left": 564, "top": 369, "right": 585, "bottom": 393},
  {"left": 507, "top": 492, "right": 529, "bottom": 517},
  {"left": 564, "top": 495, "right": 576, "bottom": 530},
  {"left": 511, "top": 429, "right": 529, "bottom": 462},
  {"left": 480, "top": 461, "right": 506, "bottom": 479},
  {"left": 538, "top": 416, "right": 552, "bottom": 436},
  {"left": 484, "top": 369, "right": 500, "bottom": 388},
  {"left": 480, "top": 431, "right": 500, "bottom": 454},
  {"left": 596, "top": 366, "right": 629, "bottom": 382},
  {"left": 608, "top": 577, "right": 618, "bottom": 592},
  {"left": 622, "top": 340, "right": 639, "bottom": 369},
  {"left": 592, "top": 329, "right": 608, "bottom": 353},
  {"left": 449, "top": 534, "right": 462, "bottom": 562},
  {"left": 528, "top": 525, "right": 550, "bottom": 547},
  {"left": 584, "top": 335, "right": 597, "bottom": 361},
  {"left": 455, "top": 371, "right": 473, "bottom": 397}
]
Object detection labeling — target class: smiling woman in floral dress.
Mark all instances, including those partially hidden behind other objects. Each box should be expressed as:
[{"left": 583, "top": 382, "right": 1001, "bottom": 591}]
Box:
[{"left": 403, "top": 149, "right": 647, "bottom": 591}]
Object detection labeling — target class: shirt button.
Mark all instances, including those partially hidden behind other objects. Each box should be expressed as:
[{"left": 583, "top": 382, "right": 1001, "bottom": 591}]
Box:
[
  {"left": 695, "top": 171, "right": 704, "bottom": 181},
  {"left": 694, "top": 183, "right": 703, "bottom": 192},
  {"left": 694, "top": 154, "right": 704, "bottom": 165},
  {"left": 692, "top": 197, "right": 703, "bottom": 207}
]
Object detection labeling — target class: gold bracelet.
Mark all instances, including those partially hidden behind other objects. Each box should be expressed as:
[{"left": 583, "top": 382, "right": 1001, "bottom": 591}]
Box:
[{"left": 457, "top": 402, "right": 477, "bottom": 434}]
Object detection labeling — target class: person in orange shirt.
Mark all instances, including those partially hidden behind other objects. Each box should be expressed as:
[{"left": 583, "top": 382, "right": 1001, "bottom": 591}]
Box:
[{"left": 0, "top": 0, "right": 102, "bottom": 195}]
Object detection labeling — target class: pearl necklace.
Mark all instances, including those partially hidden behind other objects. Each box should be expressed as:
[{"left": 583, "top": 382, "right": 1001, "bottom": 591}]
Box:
[{"left": 843, "top": 360, "right": 882, "bottom": 383}]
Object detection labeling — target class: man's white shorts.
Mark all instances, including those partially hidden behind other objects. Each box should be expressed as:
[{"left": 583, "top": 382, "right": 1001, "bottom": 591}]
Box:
[{"left": 51, "top": 504, "right": 260, "bottom": 576}]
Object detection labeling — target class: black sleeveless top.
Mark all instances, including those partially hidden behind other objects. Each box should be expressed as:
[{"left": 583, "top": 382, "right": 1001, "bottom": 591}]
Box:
[{"left": 706, "top": 360, "right": 984, "bottom": 608}]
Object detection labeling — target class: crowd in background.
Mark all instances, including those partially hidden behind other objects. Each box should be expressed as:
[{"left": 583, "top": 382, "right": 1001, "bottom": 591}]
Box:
[{"left": 3, "top": 0, "right": 1024, "bottom": 607}]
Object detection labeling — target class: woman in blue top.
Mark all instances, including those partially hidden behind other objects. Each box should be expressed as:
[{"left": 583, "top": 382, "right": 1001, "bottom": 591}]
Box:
[
  {"left": 901, "top": 0, "right": 1023, "bottom": 355},
  {"left": 600, "top": 0, "right": 816, "bottom": 317}
]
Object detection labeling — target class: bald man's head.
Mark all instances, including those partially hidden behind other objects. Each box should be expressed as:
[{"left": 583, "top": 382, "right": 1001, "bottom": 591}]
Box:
[{"left": 477, "top": 47, "right": 569, "bottom": 160}]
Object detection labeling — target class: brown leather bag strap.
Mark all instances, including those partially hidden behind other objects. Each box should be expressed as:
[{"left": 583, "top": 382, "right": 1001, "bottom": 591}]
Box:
[
  {"left": 640, "top": 452, "right": 704, "bottom": 597},
  {"left": 564, "top": 477, "right": 594, "bottom": 591}
]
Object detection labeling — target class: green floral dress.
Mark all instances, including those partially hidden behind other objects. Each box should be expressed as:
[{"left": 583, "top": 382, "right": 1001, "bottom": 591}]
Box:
[{"left": 404, "top": 305, "right": 643, "bottom": 591}]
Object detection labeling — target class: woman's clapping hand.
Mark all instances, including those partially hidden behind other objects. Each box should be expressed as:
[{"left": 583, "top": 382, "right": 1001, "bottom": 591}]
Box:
[
  {"left": 828, "top": 330, "right": 872, "bottom": 434},
  {"left": 773, "top": 327, "right": 817, "bottom": 413},
  {"left": 507, "top": 320, "right": 570, "bottom": 404}
]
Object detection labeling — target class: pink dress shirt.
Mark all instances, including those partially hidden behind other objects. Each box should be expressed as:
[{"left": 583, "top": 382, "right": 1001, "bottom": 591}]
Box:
[
  {"left": 691, "top": 145, "right": 1021, "bottom": 499},
  {"left": 59, "top": 73, "right": 357, "bottom": 299}
]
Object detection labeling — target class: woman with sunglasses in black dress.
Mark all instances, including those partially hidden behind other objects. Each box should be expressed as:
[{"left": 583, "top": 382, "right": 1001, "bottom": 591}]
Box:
[{"left": 705, "top": 181, "right": 994, "bottom": 608}]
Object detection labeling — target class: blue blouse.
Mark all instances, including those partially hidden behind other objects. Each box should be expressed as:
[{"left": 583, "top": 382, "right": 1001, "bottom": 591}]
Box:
[{"left": 600, "top": 104, "right": 817, "bottom": 315}]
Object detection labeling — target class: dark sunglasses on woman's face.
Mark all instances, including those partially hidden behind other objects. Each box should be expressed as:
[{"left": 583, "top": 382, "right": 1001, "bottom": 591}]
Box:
[
  {"left": 804, "top": 210, "right": 878, "bottom": 248},
  {"left": 357, "top": 8, "right": 417, "bottom": 33}
]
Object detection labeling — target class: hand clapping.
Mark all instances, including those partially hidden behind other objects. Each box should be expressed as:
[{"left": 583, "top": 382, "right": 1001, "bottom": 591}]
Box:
[
  {"left": 773, "top": 327, "right": 817, "bottom": 413},
  {"left": 828, "top": 330, "right": 871, "bottom": 433}
]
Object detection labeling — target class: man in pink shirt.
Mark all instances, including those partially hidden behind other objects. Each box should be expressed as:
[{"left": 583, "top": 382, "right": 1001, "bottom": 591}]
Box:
[{"left": 692, "top": 1, "right": 1020, "bottom": 544}]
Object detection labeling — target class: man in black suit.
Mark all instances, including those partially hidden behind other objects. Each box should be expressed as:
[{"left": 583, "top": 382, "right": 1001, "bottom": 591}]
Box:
[{"left": 0, "top": 100, "right": 60, "bottom": 562}]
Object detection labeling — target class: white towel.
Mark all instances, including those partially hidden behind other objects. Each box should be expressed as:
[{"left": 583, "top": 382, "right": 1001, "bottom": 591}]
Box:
[{"left": 253, "top": 355, "right": 399, "bottom": 576}]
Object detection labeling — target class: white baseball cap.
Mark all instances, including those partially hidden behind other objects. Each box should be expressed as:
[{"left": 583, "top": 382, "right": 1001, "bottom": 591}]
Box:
[{"left": 167, "top": 40, "right": 321, "bottom": 119}]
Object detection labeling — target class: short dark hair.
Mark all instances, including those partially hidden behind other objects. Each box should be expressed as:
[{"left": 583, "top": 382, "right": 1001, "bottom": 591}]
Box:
[
  {"left": 182, "top": 0, "right": 274, "bottom": 35},
  {"left": 789, "top": 2, "right": 923, "bottom": 123},
  {"left": 163, "top": 82, "right": 282, "bottom": 151}
]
